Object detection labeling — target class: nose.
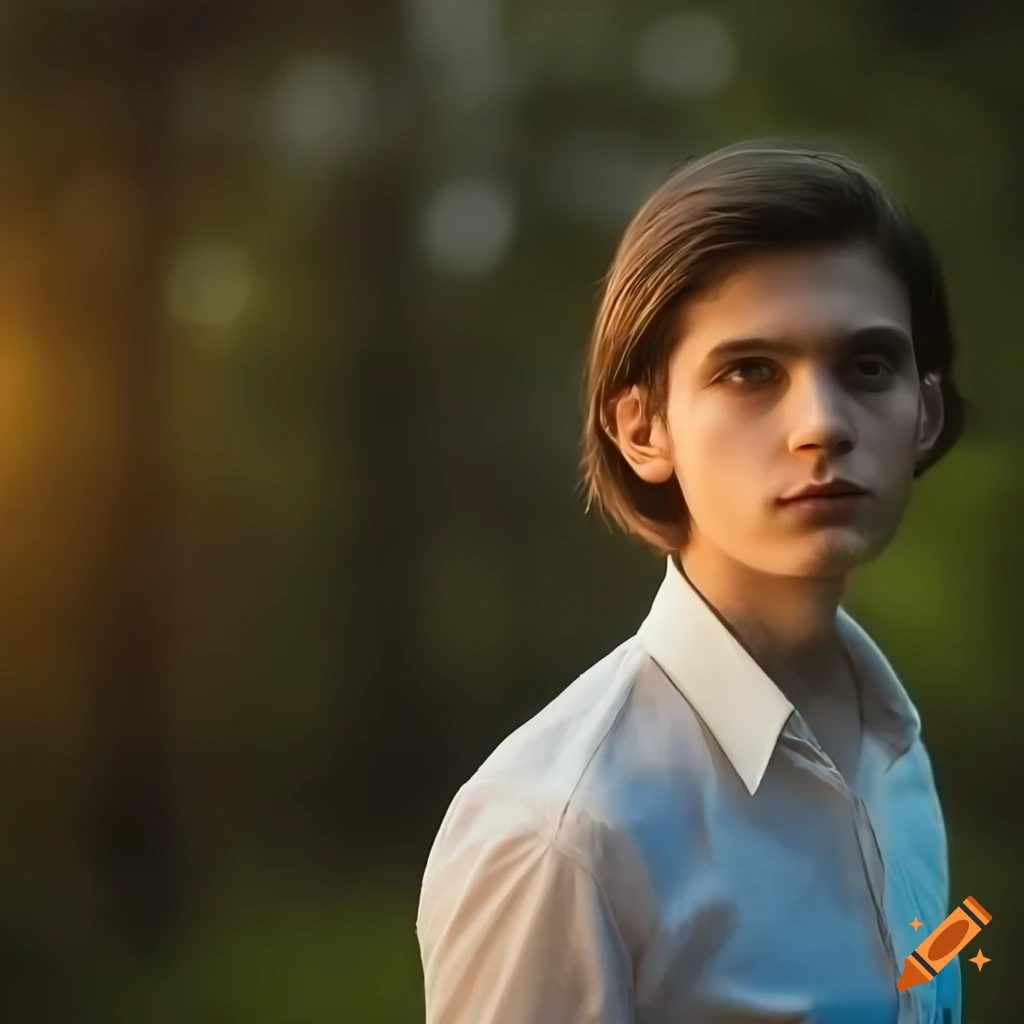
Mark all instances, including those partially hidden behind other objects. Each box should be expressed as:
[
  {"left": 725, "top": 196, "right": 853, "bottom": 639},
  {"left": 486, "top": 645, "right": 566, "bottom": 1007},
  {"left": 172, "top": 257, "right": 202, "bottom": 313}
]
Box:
[{"left": 786, "top": 369, "right": 856, "bottom": 458}]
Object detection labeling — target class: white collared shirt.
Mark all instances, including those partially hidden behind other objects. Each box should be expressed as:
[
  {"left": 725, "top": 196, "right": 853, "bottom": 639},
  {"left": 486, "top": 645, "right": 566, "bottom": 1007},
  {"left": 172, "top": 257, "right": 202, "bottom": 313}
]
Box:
[{"left": 416, "top": 556, "right": 960, "bottom": 1023}]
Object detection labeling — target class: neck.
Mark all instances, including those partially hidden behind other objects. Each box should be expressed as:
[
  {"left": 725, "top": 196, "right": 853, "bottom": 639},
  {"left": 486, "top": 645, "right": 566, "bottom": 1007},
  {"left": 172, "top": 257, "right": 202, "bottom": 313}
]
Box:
[{"left": 676, "top": 543, "right": 850, "bottom": 692}]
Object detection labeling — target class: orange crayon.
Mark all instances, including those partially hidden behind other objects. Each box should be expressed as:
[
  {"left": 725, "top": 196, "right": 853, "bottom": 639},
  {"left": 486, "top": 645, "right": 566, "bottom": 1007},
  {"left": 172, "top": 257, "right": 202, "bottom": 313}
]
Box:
[{"left": 897, "top": 896, "right": 991, "bottom": 991}]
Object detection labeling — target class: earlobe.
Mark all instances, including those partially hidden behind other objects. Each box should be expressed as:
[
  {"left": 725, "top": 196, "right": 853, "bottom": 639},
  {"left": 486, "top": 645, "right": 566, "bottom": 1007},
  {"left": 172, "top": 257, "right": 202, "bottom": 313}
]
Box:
[{"left": 606, "top": 385, "right": 675, "bottom": 485}]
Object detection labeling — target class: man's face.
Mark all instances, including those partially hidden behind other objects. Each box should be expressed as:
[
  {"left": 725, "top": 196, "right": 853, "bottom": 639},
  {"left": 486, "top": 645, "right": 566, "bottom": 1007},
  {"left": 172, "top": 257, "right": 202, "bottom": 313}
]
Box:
[{"left": 658, "top": 243, "right": 938, "bottom": 578}]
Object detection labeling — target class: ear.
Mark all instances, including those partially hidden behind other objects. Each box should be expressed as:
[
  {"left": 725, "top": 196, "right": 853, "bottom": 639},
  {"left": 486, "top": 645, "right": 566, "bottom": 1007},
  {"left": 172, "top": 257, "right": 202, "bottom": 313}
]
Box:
[
  {"left": 916, "top": 371, "right": 945, "bottom": 460},
  {"left": 603, "top": 385, "right": 675, "bottom": 485}
]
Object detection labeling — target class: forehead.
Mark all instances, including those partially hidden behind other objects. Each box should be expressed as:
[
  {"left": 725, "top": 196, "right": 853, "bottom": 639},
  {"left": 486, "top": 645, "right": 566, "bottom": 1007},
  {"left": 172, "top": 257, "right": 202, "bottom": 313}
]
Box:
[{"left": 671, "top": 243, "right": 912, "bottom": 363}]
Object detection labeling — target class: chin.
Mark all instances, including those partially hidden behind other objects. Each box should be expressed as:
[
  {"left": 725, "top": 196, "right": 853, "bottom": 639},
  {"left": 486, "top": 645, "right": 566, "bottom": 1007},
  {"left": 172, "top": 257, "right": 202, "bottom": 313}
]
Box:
[{"left": 758, "top": 527, "right": 882, "bottom": 578}]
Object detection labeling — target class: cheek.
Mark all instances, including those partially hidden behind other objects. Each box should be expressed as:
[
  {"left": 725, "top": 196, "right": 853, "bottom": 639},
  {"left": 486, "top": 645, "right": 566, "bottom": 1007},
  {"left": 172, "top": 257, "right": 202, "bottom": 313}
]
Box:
[
  {"left": 862, "top": 393, "right": 921, "bottom": 462},
  {"left": 669, "top": 405, "right": 768, "bottom": 503}
]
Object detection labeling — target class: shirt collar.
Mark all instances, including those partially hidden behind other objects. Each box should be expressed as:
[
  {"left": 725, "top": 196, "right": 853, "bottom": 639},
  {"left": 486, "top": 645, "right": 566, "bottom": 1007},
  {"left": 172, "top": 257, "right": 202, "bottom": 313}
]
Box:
[{"left": 635, "top": 555, "right": 921, "bottom": 795}]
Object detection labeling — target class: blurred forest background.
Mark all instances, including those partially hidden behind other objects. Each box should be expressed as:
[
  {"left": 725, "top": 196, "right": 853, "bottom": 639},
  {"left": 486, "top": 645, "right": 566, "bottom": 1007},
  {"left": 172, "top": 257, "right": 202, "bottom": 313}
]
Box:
[{"left": 0, "top": 0, "right": 1019, "bottom": 1021}]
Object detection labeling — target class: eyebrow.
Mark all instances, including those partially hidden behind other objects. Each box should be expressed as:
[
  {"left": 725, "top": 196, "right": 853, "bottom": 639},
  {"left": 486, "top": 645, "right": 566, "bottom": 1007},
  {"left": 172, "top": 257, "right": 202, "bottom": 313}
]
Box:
[{"left": 700, "top": 325, "right": 913, "bottom": 369}]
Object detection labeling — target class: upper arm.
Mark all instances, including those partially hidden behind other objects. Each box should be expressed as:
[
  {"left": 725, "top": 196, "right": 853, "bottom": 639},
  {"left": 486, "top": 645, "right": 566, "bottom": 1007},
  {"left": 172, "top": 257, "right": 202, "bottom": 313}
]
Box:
[{"left": 417, "top": 796, "right": 634, "bottom": 1024}]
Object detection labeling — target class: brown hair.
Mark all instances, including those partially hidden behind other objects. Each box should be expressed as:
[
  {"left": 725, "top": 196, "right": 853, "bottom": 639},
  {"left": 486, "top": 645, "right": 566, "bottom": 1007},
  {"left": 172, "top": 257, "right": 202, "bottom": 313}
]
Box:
[{"left": 579, "top": 139, "right": 968, "bottom": 554}]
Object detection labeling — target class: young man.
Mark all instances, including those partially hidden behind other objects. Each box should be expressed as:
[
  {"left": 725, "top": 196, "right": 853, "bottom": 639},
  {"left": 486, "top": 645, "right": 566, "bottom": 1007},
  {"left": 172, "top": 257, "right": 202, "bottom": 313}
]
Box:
[{"left": 416, "top": 141, "right": 966, "bottom": 1023}]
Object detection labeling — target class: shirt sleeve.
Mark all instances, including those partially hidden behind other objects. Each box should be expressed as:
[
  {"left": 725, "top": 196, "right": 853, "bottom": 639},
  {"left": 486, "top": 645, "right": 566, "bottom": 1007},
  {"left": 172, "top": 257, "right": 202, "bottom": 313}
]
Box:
[
  {"left": 937, "top": 947, "right": 962, "bottom": 1024},
  {"left": 416, "top": 800, "right": 635, "bottom": 1024}
]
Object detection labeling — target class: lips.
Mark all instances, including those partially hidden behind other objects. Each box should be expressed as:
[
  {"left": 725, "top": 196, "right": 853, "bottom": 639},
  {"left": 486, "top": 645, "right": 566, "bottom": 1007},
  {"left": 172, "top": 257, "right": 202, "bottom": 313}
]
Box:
[
  {"left": 783, "top": 491, "right": 863, "bottom": 502},
  {"left": 778, "top": 480, "right": 869, "bottom": 502}
]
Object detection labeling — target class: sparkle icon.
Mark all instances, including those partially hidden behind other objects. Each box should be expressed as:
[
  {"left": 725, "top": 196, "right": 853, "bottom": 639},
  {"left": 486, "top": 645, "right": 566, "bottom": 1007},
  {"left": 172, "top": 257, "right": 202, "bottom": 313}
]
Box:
[
  {"left": 909, "top": 917, "right": 923, "bottom": 931},
  {"left": 968, "top": 950, "right": 991, "bottom": 972}
]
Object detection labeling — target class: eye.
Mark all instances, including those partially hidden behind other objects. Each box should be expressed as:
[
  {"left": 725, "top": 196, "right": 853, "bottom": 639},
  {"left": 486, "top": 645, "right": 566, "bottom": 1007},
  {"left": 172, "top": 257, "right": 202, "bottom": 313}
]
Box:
[
  {"left": 851, "top": 354, "right": 896, "bottom": 383},
  {"left": 719, "top": 358, "right": 778, "bottom": 387}
]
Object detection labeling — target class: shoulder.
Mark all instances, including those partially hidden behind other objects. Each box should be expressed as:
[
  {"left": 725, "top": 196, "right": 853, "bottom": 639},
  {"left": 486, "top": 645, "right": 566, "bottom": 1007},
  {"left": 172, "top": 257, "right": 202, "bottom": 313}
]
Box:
[
  {"left": 889, "top": 734, "right": 949, "bottom": 842},
  {"left": 885, "top": 734, "right": 951, "bottom": 918},
  {"left": 447, "top": 635, "right": 710, "bottom": 840},
  {"left": 424, "top": 637, "right": 648, "bottom": 861},
  {"left": 419, "top": 632, "right": 714, "bottom": 911}
]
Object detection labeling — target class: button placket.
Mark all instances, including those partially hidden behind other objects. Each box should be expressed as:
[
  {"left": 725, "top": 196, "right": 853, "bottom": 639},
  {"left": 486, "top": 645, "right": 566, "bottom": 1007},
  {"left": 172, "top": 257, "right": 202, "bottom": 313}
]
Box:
[
  {"left": 850, "top": 793, "right": 921, "bottom": 1024},
  {"left": 783, "top": 717, "right": 919, "bottom": 1023}
]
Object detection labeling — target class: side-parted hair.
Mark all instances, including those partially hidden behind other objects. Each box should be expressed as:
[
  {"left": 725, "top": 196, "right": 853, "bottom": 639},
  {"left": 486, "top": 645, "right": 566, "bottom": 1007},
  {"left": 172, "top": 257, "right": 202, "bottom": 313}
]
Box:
[{"left": 580, "top": 139, "right": 968, "bottom": 554}]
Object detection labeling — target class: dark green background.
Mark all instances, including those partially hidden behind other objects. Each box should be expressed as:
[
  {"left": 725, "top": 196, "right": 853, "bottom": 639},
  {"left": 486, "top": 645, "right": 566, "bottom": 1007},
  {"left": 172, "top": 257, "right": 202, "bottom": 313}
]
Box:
[{"left": 0, "top": 1, "right": 1017, "bottom": 1021}]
